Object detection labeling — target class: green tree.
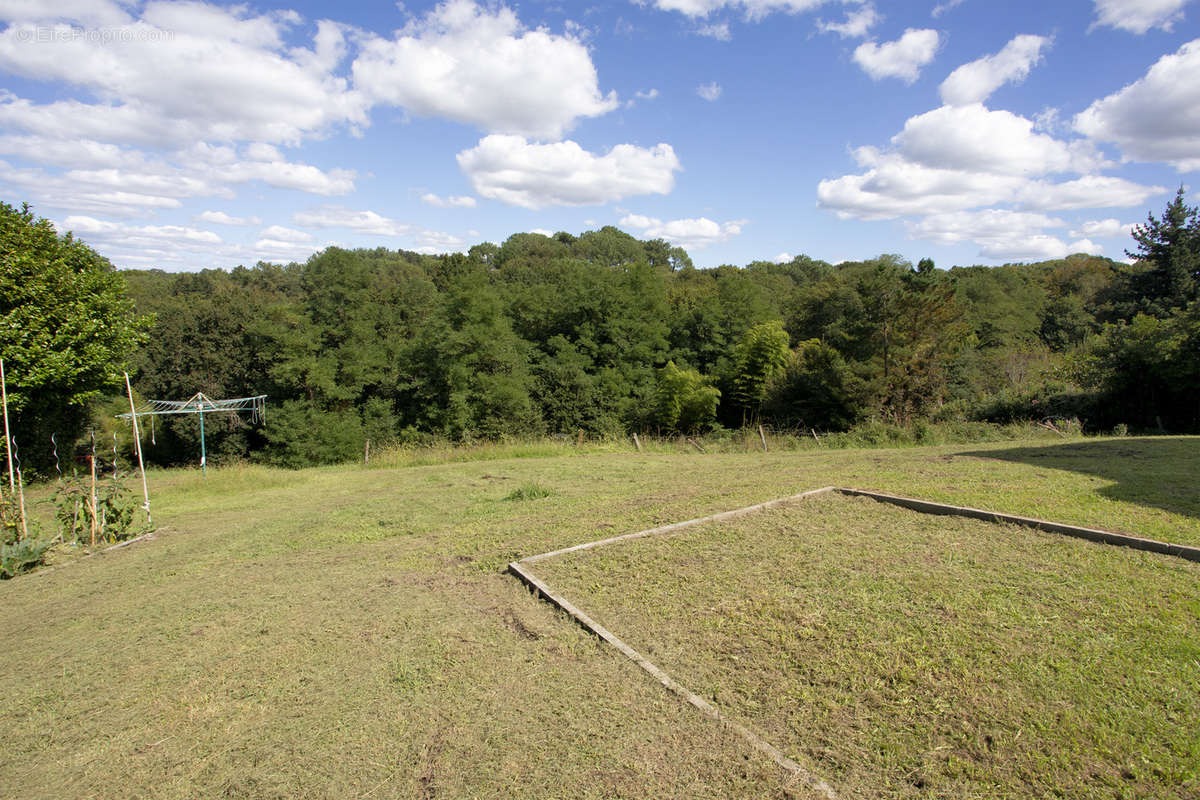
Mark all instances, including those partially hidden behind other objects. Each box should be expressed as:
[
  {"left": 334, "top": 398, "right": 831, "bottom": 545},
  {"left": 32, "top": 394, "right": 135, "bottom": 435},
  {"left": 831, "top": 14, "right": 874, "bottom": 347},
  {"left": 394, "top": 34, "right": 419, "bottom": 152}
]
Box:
[
  {"left": 788, "top": 257, "right": 965, "bottom": 424},
  {"left": 653, "top": 361, "right": 720, "bottom": 433},
  {"left": 1073, "top": 303, "right": 1200, "bottom": 431},
  {"left": 762, "top": 339, "right": 865, "bottom": 430},
  {"left": 1122, "top": 187, "right": 1199, "bottom": 317},
  {"left": 0, "top": 202, "right": 148, "bottom": 471},
  {"left": 401, "top": 271, "right": 540, "bottom": 440},
  {"left": 726, "top": 320, "right": 791, "bottom": 422}
]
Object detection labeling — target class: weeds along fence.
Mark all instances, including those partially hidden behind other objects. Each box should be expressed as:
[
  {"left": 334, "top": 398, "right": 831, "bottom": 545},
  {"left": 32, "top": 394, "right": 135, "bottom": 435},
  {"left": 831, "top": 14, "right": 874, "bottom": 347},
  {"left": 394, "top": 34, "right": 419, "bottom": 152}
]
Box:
[{"left": 360, "top": 420, "right": 1074, "bottom": 470}]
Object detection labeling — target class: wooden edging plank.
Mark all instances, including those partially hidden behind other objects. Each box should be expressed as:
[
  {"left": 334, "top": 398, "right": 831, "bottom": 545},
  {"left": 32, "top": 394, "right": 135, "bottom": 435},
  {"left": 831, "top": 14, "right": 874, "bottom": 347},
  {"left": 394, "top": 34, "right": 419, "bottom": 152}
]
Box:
[
  {"left": 835, "top": 488, "right": 1200, "bottom": 563},
  {"left": 520, "top": 486, "right": 837, "bottom": 565}
]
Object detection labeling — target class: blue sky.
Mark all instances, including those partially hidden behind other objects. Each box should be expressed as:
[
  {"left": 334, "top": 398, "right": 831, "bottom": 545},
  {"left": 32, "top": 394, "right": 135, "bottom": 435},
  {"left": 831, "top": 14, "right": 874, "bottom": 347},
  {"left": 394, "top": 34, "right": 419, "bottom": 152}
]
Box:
[{"left": 0, "top": 0, "right": 1197, "bottom": 271}]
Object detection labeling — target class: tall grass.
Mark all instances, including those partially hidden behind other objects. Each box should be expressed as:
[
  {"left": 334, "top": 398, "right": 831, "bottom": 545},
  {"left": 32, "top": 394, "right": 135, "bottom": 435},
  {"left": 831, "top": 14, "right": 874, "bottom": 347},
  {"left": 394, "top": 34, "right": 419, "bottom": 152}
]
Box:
[{"left": 363, "top": 420, "right": 1069, "bottom": 469}]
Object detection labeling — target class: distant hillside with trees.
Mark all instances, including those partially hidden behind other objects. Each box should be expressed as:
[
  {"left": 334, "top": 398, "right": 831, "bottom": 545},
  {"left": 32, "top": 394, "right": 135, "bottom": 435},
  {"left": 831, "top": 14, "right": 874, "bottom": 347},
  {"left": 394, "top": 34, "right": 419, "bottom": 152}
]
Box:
[{"left": 4, "top": 191, "right": 1198, "bottom": 470}]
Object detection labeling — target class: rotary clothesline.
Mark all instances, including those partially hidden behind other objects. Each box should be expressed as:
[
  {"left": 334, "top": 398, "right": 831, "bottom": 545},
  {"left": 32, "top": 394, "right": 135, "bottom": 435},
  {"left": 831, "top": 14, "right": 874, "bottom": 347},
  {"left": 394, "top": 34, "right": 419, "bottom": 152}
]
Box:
[{"left": 118, "top": 392, "right": 267, "bottom": 473}]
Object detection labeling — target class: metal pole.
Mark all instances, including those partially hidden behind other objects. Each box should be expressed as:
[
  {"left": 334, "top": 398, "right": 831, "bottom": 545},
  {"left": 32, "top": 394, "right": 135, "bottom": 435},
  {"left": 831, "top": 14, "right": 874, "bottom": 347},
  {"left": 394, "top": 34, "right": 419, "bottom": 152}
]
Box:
[
  {"left": 199, "top": 410, "right": 206, "bottom": 474},
  {"left": 1, "top": 358, "right": 13, "bottom": 494}
]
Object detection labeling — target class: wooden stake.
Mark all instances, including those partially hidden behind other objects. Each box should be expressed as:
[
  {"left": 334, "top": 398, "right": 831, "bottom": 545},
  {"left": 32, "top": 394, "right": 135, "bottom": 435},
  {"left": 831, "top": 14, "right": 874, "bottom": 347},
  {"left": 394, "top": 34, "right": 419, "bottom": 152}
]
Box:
[
  {"left": 89, "top": 447, "right": 98, "bottom": 548},
  {"left": 124, "top": 373, "right": 151, "bottom": 526},
  {"left": 686, "top": 437, "right": 706, "bottom": 453},
  {"left": 1, "top": 358, "right": 13, "bottom": 494},
  {"left": 576, "top": 429, "right": 584, "bottom": 446},
  {"left": 364, "top": 438, "right": 370, "bottom": 465},
  {"left": 632, "top": 433, "right": 642, "bottom": 452},
  {"left": 757, "top": 424, "right": 768, "bottom": 452}
]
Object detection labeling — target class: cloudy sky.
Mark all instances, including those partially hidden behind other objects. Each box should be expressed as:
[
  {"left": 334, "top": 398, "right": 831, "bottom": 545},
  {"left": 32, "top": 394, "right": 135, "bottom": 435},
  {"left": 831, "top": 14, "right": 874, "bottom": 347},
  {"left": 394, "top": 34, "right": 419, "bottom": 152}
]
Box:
[{"left": 0, "top": 0, "right": 1196, "bottom": 271}]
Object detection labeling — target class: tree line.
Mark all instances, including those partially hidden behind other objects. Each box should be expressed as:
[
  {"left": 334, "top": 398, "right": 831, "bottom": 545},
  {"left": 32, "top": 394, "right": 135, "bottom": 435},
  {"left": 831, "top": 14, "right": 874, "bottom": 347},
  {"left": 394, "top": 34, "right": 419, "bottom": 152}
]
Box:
[{"left": 2, "top": 190, "right": 1198, "bottom": 471}]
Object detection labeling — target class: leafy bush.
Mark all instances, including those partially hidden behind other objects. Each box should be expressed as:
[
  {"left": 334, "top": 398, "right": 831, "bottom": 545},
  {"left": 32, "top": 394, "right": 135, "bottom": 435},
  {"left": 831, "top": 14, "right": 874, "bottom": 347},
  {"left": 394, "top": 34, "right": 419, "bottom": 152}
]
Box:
[
  {"left": 970, "top": 380, "right": 1099, "bottom": 427},
  {"left": 1, "top": 537, "right": 51, "bottom": 579},
  {"left": 1, "top": 487, "right": 49, "bottom": 578},
  {"left": 260, "top": 401, "right": 366, "bottom": 468}
]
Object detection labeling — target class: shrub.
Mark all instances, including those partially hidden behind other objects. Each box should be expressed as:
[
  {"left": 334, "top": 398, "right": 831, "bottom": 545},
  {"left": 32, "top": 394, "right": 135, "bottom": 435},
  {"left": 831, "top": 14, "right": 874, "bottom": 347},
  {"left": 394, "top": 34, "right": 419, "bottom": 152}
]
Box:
[
  {"left": 1, "top": 487, "right": 49, "bottom": 578},
  {"left": 1, "top": 537, "right": 51, "bottom": 579}
]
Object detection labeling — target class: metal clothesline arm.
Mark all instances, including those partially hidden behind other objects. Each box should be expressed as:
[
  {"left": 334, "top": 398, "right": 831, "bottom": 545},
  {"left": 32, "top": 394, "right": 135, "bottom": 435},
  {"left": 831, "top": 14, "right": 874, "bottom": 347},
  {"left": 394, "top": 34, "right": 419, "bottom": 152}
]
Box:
[{"left": 116, "top": 392, "right": 267, "bottom": 474}]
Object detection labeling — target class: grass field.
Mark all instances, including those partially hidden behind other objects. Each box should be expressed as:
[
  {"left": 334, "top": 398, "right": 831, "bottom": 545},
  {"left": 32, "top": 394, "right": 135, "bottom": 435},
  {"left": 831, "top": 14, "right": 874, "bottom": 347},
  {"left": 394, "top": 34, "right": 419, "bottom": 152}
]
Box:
[
  {"left": 1, "top": 435, "right": 1198, "bottom": 798},
  {"left": 535, "top": 492, "right": 1200, "bottom": 799}
]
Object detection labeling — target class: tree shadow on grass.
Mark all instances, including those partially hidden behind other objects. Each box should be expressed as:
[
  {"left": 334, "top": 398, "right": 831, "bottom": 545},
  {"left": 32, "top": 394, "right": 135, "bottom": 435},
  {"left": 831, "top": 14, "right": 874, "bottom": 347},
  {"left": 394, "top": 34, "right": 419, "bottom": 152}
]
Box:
[{"left": 957, "top": 436, "right": 1200, "bottom": 523}]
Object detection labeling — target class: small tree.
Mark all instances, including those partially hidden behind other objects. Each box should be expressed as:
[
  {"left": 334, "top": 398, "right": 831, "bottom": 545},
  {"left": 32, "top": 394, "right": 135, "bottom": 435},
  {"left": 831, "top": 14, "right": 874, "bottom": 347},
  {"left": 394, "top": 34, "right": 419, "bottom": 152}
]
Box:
[
  {"left": 653, "top": 361, "right": 720, "bottom": 433},
  {"left": 726, "top": 320, "right": 790, "bottom": 422}
]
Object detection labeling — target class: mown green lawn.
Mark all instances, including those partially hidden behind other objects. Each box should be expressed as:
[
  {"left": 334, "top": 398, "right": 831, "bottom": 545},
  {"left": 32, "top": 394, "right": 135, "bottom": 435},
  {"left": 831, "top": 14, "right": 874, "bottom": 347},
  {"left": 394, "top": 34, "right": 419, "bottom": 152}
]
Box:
[
  {"left": 1, "top": 436, "right": 1197, "bottom": 798},
  {"left": 537, "top": 492, "right": 1200, "bottom": 799}
]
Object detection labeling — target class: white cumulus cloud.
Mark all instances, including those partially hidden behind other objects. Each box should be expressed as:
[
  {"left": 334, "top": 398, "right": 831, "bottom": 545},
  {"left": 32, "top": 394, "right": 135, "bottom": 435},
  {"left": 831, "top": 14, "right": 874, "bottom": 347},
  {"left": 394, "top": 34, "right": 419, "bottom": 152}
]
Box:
[
  {"left": 1014, "top": 176, "right": 1164, "bottom": 211},
  {"left": 817, "top": 88, "right": 1165, "bottom": 262},
  {"left": 817, "top": 4, "right": 880, "bottom": 38},
  {"left": 816, "top": 99, "right": 1153, "bottom": 223},
  {"left": 647, "top": 0, "right": 829, "bottom": 20},
  {"left": 818, "top": 157, "right": 1024, "bottom": 219},
  {"left": 352, "top": 0, "right": 618, "bottom": 140},
  {"left": 697, "top": 82, "right": 723, "bottom": 101},
  {"left": 620, "top": 214, "right": 746, "bottom": 250},
  {"left": 940, "top": 34, "right": 1052, "bottom": 106},
  {"left": 457, "top": 135, "right": 681, "bottom": 209},
  {"left": 0, "top": 8, "right": 367, "bottom": 148},
  {"left": 981, "top": 235, "right": 1101, "bottom": 261},
  {"left": 61, "top": 215, "right": 224, "bottom": 258},
  {"left": 1074, "top": 39, "right": 1200, "bottom": 171},
  {"left": 1069, "top": 218, "right": 1135, "bottom": 239},
  {"left": 290, "top": 205, "right": 463, "bottom": 254},
  {"left": 0, "top": 133, "right": 140, "bottom": 169},
  {"left": 292, "top": 206, "right": 411, "bottom": 237},
  {"left": 1090, "top": 0, "right": 1193, "bottom": 34},
  {"left": 907, "top": 210, "right": 1102, "bottom": 260},
  {"left": 893, "top": 104, "right": 1105, "bottom": 177},
  {"left": 853, "top": 28, "right": 940, "bottom": 83}
]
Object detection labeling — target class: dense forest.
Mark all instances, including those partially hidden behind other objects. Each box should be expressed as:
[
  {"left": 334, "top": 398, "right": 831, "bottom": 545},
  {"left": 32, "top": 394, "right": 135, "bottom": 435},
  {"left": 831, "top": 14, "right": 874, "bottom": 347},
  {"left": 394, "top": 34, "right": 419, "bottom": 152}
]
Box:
[{"left": 3, "top": 192, "right": 1199, "bottom": 471}]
